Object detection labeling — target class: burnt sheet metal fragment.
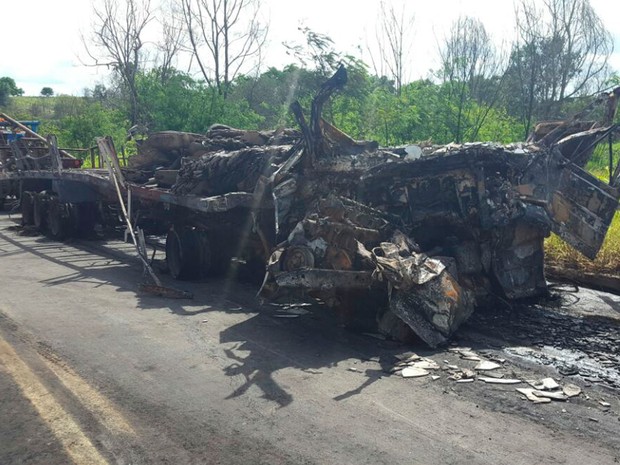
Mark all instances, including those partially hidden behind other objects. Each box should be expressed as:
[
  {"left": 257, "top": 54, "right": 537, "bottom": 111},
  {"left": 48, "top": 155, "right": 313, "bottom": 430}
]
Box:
[
  {"left": 369, "top": 231, "right": 474, "bottom": 348},
  {"left": 389, "top": 273, "right": 474, "bottom": 348}
]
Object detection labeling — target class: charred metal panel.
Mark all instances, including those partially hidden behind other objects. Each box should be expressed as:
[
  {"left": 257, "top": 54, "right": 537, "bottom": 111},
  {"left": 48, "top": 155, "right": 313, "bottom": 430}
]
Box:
[
  {"left": 53, "top": 180, "right": 99, "bottom": 203},
  {"left": 546, "top": 163, "right": 619, "bottom": 259},
  {"left": 491, "top": 223, "right": 547, "bottom": 299}
]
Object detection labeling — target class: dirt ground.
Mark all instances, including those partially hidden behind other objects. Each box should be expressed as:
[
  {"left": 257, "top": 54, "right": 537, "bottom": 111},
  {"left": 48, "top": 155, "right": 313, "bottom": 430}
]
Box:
[{"left": 0, "top": 210, "right": 619, "bottom": 465}]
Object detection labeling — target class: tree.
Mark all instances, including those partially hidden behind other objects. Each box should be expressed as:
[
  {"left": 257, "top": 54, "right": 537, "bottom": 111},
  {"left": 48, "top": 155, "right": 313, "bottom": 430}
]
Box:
[
  {"left": 367, "top": 1, "right": 414, "bottom": 95},
  {"left": 0, "top": 77, "right": 24, "bottom": 106},
  {"left": 438, "top": 16, "right": 504, "bottom": 142},
  {"left": 41, "top": 87, "right": 54, "bottom": 97},
  {"left": 180, "top": 0, "right": 267, "bottom": 98},
  {"left": 136, "top": 67, "right": 262, "bottom": 132},
  {"left": 284, "top": 27, "right": 342, "bottom": 80},
  {"left": 155, "top": 1, "right": 186, "bottom": 84},
  {"left": 85, "top": 0, "right": 153, "bottom": 124},
  {"left": 506, "top": 0, "right": 613, "bottom": 136}
]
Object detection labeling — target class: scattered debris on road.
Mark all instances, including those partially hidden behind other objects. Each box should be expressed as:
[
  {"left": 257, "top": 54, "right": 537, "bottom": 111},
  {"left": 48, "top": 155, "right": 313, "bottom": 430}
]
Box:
[{"left": 384, "top": 343, "right": 603, "bottom": 409}]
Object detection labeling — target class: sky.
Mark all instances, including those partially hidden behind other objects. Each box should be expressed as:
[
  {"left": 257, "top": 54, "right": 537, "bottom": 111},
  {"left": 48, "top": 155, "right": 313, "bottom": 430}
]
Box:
[{"left": 2, "top": 0, "right": 619, "bottom": 96}]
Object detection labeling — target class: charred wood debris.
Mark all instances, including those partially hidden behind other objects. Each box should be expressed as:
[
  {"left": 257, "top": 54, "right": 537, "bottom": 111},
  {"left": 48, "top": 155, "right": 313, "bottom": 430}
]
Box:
[{"left": 124, "top": 66, "right": 620, "bottom": 349}]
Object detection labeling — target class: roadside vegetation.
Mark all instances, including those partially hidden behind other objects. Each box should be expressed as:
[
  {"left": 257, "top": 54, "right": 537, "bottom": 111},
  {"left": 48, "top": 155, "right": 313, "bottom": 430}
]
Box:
[
  {"left": 545, "top": 213, "right": 620, "bottom": 276},
  {"left": 545, "top": 142, "right": 620, "bottom": 276}
]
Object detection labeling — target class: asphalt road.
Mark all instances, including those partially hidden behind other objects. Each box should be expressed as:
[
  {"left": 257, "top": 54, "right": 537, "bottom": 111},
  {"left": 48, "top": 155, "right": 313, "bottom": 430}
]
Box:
[{"left": 1, "top": 211, "right": 619, "bottom": 465}]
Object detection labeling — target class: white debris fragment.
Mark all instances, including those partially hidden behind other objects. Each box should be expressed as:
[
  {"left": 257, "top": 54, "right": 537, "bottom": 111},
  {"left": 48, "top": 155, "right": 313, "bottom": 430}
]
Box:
[
  {"left": 516, "top": 388, "right": 552, "bottom": 404},
  {"left": 461, "top": 368, "right": 476, "bottom": 379},
  {"left": 527, "top": 378, "right": 560, "bottom": 391},
  {"left": 562, "top": 384, "right": 582, "bottom": 398},
  {"left": 478, "top": 377, "right": 522, "bottom": 384},
  {"left": 401, "top": 367, "right": 430, "bottom": 378},
  {"left": 458, "top": 350, "right": 481, "bottom": 361},
  {"left": 531, "top": 390, "right": 568, "bottom": 401},
  {"left": 411, "top": 360, "right": 440, "bottom": 370},
  {"left": 448, "top": 347, "right": 471, "bottom": 353},
  {"left": 474, "top": 361, "right": 501, "bottom": 371},
  {"left": 599, "top": 401, "right": 611, "bottom": 407},
  {"left": 280, "top": 306, "right": 311, "bottom": 315},
  {"left": 456, "top": 378, "right": 475, "bottom": 383},
  {"left": 404, "top": 145, "right": 423, "bottom": 161}
]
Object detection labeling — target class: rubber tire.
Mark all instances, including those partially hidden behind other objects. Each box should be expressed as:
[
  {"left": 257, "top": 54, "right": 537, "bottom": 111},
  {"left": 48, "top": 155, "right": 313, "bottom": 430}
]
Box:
[
  {"left": 73, "top": 203, "right": 97, "bottom": 237},
  {"left": 46, "top": 197, "right": 70, "bottom": 240},
  {"left": 21, "top": 191, "right": 35, "bottom": 225},
  {"left": 33, "top": 193, "right": 48, "bottom": 231},
  {"left": 166, "top": 227, "right": 212, "bottom": 280}
]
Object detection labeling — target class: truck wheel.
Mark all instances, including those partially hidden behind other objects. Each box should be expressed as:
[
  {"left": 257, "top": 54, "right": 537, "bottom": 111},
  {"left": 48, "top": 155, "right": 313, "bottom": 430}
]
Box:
[
  {"left": 73, "top": 203, "right": 97, "bottom": 237},
  {"left": 166, "top": 227, "right": 212, "bottom": 280},
  {"left": 46, "top": 197, "right": 71, "bottom": 240},
  {"left": 33, "top": 193, "right": 49, "bottom": 231},
  {"left": 21, "top": 191, "right": 35, "bottom": 225}
]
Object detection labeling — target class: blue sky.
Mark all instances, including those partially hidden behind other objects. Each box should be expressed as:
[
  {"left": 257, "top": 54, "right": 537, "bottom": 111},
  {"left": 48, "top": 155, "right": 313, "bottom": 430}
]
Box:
[{"left": 3, "top": 0, "right": 619, "bottom": 96}]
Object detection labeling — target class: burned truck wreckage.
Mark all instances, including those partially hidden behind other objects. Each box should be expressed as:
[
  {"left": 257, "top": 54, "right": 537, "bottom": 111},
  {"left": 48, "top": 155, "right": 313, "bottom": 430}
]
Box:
[
  {"left": 118, "top": 67, "right": 620, "bottom": 347},
  {"left": 3, "top": 67, "right": 620, "bottom": 347}
]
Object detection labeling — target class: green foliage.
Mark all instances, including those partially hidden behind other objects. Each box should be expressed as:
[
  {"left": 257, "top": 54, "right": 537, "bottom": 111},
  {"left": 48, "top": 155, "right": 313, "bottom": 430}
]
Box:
[
  {"left": 231, "top": 66, "right": 305, "bottom": 129},
  {"left": 608, "top": 74, "right": 620, "bottom": 88},
  {"left": 0, "top": 77, "right": 23, "bottom": 95},
  {"left": 137, "top": 68, "right": 263, "bottom": 133},
  {"left": 40, "top": 87, "right": 54, "bottom": 97},
  {"left": 2, "top": 47, "right": 613, "bottom": 160},
  {"left": 39, "top": 100, "right": 128, "bottom": 153},
  {"left": 585, "top": 141, "right": 620, "bottom": 181},
  {"left": 284, "top": 27, "right": 342, "bottom": 78},
  {"left": 61, "top": 105, "right": 126, "bottom": 149},
  {"left": 0, "top": 76, "right": 24, "bottom": 106},
  {"left": 331, "top": 77, "right": 523, "bottom": 147}
]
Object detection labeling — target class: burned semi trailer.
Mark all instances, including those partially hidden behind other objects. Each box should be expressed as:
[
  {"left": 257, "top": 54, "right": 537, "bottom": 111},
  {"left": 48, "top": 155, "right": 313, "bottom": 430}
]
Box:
[
  {"left": 2, "top": 68, "right": 619, "bottom": 347},
  {"left": 151, "top": 68, "right": 620, "bottom": 346}
]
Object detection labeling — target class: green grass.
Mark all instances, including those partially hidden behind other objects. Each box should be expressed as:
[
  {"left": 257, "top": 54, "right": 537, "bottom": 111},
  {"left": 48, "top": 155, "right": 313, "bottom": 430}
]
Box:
[
  {"left": 0, "top": 96, "right": 62, "bottom": 120},
  {"left": 545, "top": 212, "right": 620, "bottom": 275},
  {"left": 585, "top": 140, "right": 620, "bottom": 180},
  {"left": 545, "top": 140, "right": 620, "bottom": 275}
]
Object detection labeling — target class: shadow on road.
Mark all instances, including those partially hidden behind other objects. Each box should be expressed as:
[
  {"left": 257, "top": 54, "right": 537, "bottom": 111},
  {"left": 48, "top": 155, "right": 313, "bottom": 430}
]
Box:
[
  {"left": 0, "top": 218, "right": 402, "bottom": 407},
  {"left": 217, "top": 307, "right": 400, "bottom": 408},
  {"left": 3, "top": 213, "right": 619, "bottom": 407}
]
